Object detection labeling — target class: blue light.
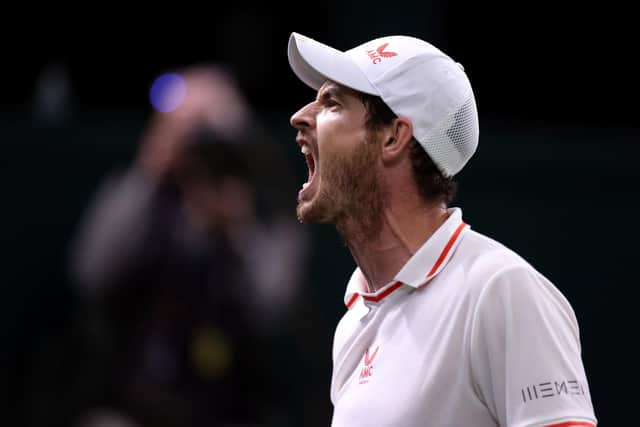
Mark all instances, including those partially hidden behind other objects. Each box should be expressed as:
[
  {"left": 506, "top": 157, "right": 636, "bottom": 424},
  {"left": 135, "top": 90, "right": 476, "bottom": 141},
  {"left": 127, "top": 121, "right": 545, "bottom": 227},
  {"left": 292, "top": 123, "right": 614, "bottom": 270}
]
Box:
[{"left": 149, "top": 72, "right": 187, "bottom": 112}]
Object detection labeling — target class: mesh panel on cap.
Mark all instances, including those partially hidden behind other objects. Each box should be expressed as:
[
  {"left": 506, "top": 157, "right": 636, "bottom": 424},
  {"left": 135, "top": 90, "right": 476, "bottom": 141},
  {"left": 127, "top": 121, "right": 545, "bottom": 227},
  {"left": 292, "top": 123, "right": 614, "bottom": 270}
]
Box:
[{"left": 419, "top": 93, "right": 479, "bottom": 177}]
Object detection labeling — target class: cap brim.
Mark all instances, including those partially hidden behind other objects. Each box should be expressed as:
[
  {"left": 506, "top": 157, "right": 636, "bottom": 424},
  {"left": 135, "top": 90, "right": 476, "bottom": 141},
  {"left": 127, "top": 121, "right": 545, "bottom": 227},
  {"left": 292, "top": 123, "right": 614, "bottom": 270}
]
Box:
[{"left": 288, "top": 32, "right": 378, "bottom": 95}]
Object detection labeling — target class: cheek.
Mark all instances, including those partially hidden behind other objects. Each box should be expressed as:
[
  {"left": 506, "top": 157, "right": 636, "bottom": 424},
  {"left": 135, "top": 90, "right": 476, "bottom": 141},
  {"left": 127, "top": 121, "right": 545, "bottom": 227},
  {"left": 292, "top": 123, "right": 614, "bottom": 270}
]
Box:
[{"left": 317, "top": 113, "right": 368, "bottom": 159}]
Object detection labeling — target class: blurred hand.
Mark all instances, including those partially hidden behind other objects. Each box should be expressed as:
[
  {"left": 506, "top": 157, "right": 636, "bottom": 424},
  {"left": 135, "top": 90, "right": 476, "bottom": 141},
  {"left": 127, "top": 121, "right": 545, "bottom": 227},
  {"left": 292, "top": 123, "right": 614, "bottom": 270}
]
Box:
[{"left": 136, "top": 67, "right": 250, "bottom": 183}]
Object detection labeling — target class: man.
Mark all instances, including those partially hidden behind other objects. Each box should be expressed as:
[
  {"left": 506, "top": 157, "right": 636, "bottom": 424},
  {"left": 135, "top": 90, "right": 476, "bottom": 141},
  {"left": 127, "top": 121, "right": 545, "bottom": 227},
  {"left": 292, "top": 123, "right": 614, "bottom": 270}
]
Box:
[{"left": 287, "top": 32, "right": 597, "bottom": 427}]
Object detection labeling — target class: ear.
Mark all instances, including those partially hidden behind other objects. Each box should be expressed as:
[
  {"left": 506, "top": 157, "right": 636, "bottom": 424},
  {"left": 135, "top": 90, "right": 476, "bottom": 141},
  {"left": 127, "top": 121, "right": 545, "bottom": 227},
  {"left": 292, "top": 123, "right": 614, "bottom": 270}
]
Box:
[{"left": 381, "top": 116, "right": 414, "bottom": 164}]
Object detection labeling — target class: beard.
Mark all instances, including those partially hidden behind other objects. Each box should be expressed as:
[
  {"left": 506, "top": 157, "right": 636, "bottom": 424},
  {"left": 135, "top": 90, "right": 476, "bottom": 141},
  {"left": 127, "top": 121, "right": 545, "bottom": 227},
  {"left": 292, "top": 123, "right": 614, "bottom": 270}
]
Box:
[{"left": 297, "top": 136, "right": 383, "bottom": 237}]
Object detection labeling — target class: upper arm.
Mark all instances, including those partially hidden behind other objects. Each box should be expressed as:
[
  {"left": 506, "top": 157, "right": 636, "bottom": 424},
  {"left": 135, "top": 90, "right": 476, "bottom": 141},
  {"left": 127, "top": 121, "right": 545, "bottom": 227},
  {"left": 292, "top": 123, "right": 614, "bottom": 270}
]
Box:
[{"left": 469, "top": 265, "right": 597, "bottom": 427}]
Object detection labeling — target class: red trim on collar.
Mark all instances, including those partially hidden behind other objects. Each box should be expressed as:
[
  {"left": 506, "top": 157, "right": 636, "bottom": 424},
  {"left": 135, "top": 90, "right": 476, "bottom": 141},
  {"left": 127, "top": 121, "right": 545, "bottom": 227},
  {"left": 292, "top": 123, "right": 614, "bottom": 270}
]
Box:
[
  {"left": 346, "top": 293, "right": 359, "bottom": 309},
  {"left": 543, "top": 421, "right": 595, "bottom": 427},
  {"left": 426, "top": 222, "right": 467, "bottom": 279},
  {"left": 361, "top": 281, "right": 403, "bottom": 303},
  {"left": 346, "top": 281, "right": 403, "bottom": 308},
  {"left": 346, "top": 221, "right": 468, "bottom": 307}
]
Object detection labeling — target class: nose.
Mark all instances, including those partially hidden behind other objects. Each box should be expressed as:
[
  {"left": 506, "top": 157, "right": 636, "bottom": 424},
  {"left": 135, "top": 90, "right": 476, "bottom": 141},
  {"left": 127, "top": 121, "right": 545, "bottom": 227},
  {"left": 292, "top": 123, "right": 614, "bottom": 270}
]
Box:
[{"left": 290, "top": 101, "right": 316, "bottom": 131}]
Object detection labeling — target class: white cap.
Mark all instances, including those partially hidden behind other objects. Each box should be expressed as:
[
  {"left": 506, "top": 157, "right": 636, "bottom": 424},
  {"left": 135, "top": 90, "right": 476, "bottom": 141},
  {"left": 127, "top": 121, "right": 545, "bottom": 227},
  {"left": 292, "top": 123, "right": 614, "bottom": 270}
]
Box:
[{"left": 288, "top": 32, "right": 479, "bottom": 177}]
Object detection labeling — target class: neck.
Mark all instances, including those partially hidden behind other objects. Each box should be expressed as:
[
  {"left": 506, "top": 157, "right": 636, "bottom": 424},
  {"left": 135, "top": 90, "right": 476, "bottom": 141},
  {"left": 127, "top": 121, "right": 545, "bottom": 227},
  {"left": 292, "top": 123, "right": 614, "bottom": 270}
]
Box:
[{"left": 337, "top": 198, "right": 449, "bottom": 293}]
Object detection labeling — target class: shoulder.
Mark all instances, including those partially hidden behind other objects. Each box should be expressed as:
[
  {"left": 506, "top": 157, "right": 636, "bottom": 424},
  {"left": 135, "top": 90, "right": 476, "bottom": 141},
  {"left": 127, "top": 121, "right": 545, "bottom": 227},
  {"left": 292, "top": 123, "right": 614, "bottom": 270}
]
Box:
[
  {"left": 456, "top": 228, "right": 549, "bottom": 288},
  {"left": 455, "top": 228, "right": 575, "bottom": 317},
  {"left": 461, "top": 232, "right": 594, "bottom": 427},
  {"left": 449, "top": 228, "right": 529, "bottom": 294},
  {"left": 458, "top": 228, "right": 530, "bottom": 273}
]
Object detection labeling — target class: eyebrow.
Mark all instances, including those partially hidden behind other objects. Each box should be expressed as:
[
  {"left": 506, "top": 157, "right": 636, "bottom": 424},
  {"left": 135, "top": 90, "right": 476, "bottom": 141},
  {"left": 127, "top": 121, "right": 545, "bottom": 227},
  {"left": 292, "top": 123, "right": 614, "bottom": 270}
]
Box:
[{"left": 317, "top": 84, "right": 344, "bottom": 102}]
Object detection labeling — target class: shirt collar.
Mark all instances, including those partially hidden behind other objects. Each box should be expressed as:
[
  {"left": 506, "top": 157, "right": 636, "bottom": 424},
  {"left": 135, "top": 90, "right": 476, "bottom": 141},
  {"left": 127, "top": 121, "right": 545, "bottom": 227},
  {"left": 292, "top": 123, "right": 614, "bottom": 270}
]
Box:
[{"left": 343, "top": 207, "right": 469, "bottom": 308}]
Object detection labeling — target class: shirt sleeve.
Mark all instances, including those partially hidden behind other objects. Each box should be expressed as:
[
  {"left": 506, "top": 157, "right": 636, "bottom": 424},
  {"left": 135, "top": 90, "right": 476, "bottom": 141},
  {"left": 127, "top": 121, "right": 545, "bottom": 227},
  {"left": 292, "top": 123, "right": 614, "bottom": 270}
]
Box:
[{"left": 469, "top": 264, "right": 597, "bottom": 427}]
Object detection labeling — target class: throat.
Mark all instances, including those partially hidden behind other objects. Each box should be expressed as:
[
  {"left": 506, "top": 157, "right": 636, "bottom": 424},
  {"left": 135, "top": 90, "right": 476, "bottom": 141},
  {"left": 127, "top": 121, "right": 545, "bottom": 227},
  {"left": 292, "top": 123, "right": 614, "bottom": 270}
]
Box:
[{"left": 338, "top": 214, "right": 413, "bottom": 293}]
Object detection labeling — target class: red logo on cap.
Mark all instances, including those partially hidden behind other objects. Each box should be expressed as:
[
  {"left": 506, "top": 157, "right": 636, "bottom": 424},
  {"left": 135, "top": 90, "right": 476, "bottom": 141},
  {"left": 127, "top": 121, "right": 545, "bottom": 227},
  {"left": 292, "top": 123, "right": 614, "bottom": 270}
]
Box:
[{"left": 367, "top": 43, "right": 398, "bottom": 64}]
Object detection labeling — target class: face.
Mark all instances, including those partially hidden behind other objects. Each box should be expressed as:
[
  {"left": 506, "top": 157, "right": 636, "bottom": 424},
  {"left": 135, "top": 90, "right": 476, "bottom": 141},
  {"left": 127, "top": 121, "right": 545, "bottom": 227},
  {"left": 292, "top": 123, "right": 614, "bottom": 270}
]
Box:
[{"left": 290, "top": 81, "right": 383, "bottom": 226}]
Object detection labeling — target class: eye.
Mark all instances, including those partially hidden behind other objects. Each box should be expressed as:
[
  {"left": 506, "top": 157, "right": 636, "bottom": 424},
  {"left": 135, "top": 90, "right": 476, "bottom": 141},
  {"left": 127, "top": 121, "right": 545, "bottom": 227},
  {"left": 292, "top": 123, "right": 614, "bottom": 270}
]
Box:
[{"left": 323, "top": 98, "right": 340, "bottom": 109}]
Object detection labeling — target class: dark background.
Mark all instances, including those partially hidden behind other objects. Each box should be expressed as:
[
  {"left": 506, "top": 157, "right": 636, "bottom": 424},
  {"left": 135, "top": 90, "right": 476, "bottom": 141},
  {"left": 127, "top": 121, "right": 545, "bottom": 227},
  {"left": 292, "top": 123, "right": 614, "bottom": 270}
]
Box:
[{"left": 2, "top": 1, "right": 638, "bottom": 425}]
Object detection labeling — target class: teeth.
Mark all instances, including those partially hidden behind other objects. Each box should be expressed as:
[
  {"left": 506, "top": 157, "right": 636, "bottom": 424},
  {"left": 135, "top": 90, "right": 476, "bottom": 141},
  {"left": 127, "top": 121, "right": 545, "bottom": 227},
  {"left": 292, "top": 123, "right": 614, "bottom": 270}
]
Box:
[
  {"left": 301, "top": 145, "right": 310, "bottom": 155},
  {"left": 302, "top": 182, "right": 310, "bottom": 189}
]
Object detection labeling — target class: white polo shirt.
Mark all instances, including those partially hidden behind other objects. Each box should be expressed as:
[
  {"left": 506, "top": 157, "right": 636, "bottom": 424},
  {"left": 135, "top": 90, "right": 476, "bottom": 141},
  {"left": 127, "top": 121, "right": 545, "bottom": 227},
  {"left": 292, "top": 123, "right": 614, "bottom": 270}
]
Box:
[{"left": 330, "top": 208, "right": 597, "bottom": 427}]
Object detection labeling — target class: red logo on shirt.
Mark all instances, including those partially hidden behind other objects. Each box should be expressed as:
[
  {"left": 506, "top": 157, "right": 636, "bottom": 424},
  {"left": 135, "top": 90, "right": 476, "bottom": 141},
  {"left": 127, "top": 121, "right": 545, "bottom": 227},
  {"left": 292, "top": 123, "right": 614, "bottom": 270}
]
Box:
[
  {"left": 366, "top": 43, "right": 398, "bottom": 64},
  {"left": 359, "top": 346, "right": 379, "bottom": 384}
]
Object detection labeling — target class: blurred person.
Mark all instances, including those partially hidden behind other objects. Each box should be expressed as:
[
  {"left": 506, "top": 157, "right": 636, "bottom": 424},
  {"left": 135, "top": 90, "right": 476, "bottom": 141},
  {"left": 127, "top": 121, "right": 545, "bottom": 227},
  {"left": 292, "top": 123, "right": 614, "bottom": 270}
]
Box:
[
  {"left": 287, "top": 32, "right": 597, "bottom": 427},
  {"left": 66, "top": 64, "right": 327, "bottom": 427}
]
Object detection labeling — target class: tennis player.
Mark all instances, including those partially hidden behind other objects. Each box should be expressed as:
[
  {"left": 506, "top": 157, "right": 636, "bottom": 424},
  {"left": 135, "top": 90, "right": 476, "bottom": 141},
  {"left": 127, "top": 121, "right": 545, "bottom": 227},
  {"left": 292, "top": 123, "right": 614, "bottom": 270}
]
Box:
[{"left": 287, "top": 32, "right": 597, "bottom": 427}]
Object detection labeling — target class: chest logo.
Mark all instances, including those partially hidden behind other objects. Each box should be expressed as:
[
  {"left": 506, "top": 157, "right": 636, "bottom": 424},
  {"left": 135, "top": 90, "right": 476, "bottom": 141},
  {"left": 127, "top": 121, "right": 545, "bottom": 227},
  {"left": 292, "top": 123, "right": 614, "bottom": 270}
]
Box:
[{"left": 359, "top": 345, "right": 379, "bottom": 384}]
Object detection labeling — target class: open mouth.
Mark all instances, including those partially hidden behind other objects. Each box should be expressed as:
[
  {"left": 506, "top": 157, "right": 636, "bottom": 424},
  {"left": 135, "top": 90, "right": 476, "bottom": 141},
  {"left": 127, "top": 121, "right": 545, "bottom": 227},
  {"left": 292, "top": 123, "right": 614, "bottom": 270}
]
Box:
[{"left": 300, "top": 144, "right": 317, "bottom": 196}]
